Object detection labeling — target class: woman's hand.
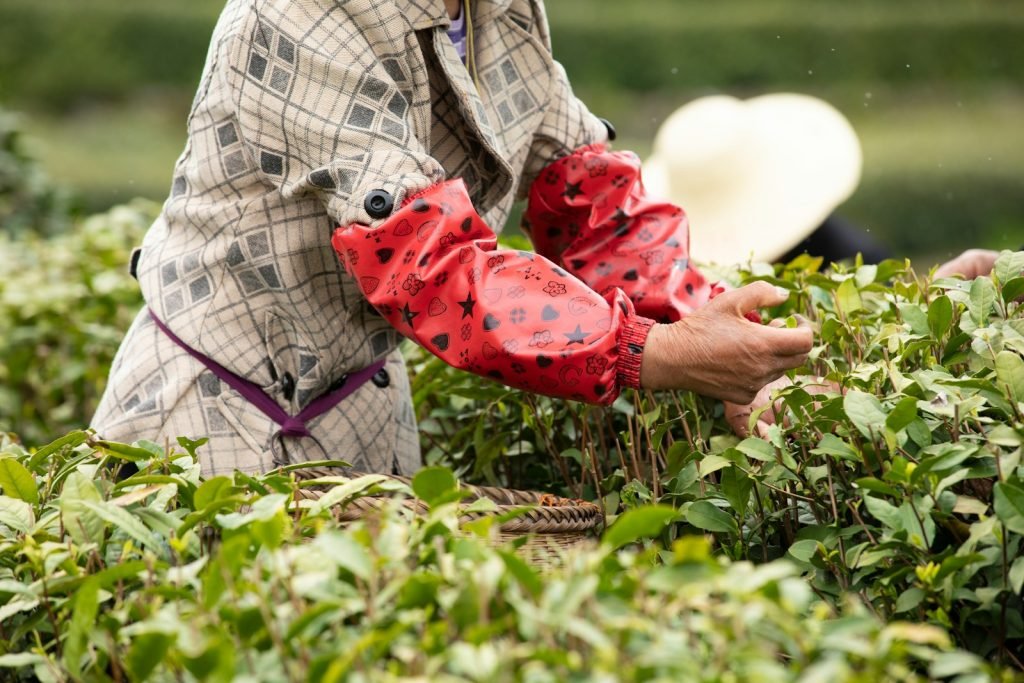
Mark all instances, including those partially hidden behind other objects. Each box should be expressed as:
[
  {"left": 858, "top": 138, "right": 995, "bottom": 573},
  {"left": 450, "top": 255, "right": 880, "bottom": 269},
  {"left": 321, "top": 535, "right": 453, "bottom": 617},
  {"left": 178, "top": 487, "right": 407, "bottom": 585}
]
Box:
[
  {"left": 724, "top": 375, "right": 836, "bottom": 437},
  {"left": 639, "top": 282, "right": 814, "bottom": 404},
  {"left": 934, "top": 249, "right": 1000, "bottom": 280}
]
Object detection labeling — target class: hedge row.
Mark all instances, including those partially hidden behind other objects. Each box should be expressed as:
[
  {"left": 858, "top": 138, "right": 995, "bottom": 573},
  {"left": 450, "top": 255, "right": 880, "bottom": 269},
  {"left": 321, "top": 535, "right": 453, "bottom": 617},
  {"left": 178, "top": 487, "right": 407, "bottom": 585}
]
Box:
[{"left": 1, "top": 0, "right": 1021, "bottom": 109}]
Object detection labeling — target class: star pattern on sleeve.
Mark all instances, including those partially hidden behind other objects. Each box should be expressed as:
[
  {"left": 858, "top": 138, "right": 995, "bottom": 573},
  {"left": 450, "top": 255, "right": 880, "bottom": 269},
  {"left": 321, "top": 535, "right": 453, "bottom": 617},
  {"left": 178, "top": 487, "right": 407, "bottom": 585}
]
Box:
[
  {"left": 331, "top": 180, "right": 655, "bottom": 404},
  {"left": 524, "top": 143, "right": 719, "bottom": 324}
]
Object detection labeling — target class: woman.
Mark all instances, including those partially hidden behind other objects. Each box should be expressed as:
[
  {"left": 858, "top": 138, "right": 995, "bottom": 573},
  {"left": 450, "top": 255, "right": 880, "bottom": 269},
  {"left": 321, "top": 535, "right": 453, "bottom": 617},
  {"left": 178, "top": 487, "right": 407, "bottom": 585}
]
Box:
[{"left": 92, "top": 0, "right": 812, "bottom": 476}]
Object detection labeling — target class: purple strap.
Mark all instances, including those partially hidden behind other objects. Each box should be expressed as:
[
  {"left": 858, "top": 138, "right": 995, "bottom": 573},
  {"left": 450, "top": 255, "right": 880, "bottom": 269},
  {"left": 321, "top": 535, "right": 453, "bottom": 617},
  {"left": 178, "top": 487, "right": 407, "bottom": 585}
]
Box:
[{"left": 148, "top": 309, "right": 386, "bottom": 439}]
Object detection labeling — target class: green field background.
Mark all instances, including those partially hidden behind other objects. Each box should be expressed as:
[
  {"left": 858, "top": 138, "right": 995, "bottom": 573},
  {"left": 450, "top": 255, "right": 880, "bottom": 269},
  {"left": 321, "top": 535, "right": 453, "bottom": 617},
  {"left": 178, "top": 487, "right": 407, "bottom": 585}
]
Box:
[{"left": 1, "top": 0, "right": 1021, "bottom": 262}]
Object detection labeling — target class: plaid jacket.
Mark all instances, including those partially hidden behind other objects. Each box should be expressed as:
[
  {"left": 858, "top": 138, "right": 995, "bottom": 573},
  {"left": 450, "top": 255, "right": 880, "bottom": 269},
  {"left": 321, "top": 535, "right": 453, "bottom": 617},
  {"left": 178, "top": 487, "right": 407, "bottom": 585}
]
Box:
[{"left": 92, "top": 0, "right": 608, "bottom": 475}]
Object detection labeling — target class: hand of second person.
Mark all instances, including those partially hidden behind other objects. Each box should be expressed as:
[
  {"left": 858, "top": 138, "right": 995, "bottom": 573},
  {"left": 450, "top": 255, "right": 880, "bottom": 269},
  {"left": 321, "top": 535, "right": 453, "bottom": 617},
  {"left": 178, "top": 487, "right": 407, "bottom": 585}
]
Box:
[
  {"left": 934, "top": 249, "right": 1000, "bottom": 280},
  {"left": 639, "top": 282, "right": 814, "bottom": 404},
  {"left": 724, "top": 375, "right": 836, "bottom": 438}
]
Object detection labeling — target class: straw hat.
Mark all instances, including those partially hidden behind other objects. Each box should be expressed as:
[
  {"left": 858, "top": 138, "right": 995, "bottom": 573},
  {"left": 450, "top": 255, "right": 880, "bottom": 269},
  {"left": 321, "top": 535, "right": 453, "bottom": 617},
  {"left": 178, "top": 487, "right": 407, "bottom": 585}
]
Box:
[{"left": 642, "top": 93, "right": 862, "bottom": 264}]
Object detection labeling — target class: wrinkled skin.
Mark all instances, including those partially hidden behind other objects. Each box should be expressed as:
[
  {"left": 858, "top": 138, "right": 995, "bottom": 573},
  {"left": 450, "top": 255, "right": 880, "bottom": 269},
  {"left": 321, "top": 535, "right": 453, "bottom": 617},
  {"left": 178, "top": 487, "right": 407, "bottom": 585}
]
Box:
[{"left": 640, "top": 282, "right": 814, "bottom": 404}]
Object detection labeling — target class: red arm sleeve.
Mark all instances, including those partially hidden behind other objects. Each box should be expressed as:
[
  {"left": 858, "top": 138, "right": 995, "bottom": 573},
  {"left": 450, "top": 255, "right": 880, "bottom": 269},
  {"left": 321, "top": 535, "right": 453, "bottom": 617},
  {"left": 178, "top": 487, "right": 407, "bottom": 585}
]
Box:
[
  {"left": 331, "top": 180, "right": 654, "bottom": 405},
  {"left": 524, "top": 143, "right": 721, "bottom": 324}
]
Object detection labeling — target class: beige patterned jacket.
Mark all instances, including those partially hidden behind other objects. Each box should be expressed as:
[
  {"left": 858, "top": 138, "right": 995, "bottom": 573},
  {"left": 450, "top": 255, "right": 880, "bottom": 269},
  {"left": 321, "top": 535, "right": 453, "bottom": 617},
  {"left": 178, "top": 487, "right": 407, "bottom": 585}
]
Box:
[{"left": 92, "top": 0, "right": 607, "bottom": 476}]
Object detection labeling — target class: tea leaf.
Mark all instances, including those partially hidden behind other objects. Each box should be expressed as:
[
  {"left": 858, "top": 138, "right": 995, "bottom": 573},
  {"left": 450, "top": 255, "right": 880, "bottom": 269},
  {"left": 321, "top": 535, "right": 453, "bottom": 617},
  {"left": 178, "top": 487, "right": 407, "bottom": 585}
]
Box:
[
  {"left": 0, "top": 495, "right": 33, "bottom": 534},
  {"left": 603, "top": 505, "right": 677, "bottom": 549},
  {"left": 0, "top": 458, "right": 37, "bottom": 504},
  {"left": 685, "top": 501, "right": 739, "bottom": 536},
  {"left": 844, "top": 390, "right": 887, "bottom": 440},
  {"left": 968, "top": 277, "right": 997, "bottom": 326},
  {"left": 993, "top": 481, "right": 1024, "bottom": 535},
  {"left": 927, "top": 295, "right": 953, "bottom": 338},
  {"left": 412, "top": 467, "right": 458, "bottom": 506},
  {"left": 994, "top": 350, "right": 1024, "bottom": 402}
]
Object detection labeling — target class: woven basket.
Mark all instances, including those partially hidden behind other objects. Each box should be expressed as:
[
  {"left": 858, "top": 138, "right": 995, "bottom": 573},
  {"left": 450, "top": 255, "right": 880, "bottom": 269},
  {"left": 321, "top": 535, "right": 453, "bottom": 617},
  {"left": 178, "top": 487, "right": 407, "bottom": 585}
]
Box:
[{"left": 292, "top": 471, "right": 603, "bottom": 566}]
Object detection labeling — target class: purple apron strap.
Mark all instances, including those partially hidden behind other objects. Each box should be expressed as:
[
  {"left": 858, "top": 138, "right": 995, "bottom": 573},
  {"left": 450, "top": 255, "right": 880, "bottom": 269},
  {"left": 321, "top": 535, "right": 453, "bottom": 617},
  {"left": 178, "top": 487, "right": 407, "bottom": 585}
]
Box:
[{"left": 148, "top": 309, "right": 386, "bottom": 439}]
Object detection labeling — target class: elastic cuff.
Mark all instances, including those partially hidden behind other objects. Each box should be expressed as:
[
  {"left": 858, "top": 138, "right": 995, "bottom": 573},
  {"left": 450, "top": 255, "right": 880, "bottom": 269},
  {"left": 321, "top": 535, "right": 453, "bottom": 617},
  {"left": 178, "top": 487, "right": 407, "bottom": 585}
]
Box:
[{"left": 616, "top": 314, "right": 655, "bottom": 390}]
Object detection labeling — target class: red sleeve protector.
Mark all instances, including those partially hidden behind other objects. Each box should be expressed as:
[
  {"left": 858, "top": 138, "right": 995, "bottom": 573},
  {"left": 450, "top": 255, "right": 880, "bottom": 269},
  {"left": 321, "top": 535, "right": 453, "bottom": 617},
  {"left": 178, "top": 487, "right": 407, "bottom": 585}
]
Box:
[
  {"left": 524, "top": 143, "right": 721, "bottom": 323},
  {"left": 331, "top": 180, "right": 654, "bottom": 405}
]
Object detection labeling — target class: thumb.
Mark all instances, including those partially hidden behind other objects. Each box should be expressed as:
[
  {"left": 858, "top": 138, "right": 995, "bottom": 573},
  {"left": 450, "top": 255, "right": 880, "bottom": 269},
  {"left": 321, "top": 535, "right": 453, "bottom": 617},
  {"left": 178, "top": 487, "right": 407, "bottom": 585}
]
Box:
[{"left": 710, "top": 281, "right": 790, "bottom": 317}]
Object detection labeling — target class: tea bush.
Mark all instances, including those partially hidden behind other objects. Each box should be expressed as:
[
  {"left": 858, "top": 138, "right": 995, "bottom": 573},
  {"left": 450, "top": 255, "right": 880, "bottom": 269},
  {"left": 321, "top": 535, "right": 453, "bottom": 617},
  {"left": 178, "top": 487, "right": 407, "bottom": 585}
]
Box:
[
  {"left": 413, "top": 251, "right": 1024, "bottom": 666},
  {"left": 0, "top": 200, "right": 151, "bottom": 443},
  {"left": 0, "top": 434, "right": 1010, "bottom": 681}
]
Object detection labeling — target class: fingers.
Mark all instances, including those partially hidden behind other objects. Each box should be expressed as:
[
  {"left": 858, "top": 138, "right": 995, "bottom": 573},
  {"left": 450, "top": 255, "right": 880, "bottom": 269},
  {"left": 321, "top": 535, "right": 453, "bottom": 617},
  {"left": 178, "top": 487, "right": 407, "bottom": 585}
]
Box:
[
  {"left": 935, "top": 249, "right": 999, "bottom": 279},
  {"left": 758, "top": 323, "right": 814, "bottom": 358},
  {"left": 710, "top": 281, "right": 789, "bottom": 317}
]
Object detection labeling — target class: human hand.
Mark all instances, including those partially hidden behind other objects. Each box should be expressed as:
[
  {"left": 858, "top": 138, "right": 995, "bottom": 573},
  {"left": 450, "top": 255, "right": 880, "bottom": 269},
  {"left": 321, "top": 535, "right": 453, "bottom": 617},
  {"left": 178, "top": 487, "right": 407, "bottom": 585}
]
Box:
[
  {"left": 724, "top": 374, "right": 836, "bottom": 438},
  {"left": 934, "top": 249, "right": 1000, "bottom": 280},
  {"left": 639, "top": 282, "right": 814, "bottom": 404}
]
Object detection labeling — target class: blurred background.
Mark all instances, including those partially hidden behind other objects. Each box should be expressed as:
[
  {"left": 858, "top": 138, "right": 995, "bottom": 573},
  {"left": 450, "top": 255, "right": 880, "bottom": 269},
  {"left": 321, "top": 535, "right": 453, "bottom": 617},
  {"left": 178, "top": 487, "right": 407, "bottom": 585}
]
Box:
[{"left": 1, "top": 0, "right": 1022, "bottom": 262}]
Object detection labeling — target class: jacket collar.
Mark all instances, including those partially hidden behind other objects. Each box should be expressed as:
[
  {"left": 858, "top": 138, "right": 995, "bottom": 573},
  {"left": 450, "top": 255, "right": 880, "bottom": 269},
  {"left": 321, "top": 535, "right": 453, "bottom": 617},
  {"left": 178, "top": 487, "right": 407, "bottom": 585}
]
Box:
[{"left": 393, "top": 0, "right": 512, "bottom": 30}]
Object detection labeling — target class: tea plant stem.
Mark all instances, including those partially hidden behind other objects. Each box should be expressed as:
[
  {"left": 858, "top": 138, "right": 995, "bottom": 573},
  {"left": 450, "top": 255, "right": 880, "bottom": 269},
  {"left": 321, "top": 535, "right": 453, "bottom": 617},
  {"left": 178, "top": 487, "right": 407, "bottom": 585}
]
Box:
[
  {"left": 825, "top": 461, "right": 847, "bottom": 571},
  {"left": 846, "top": 501, "right": 879, "bottom": 546},
  {"left": 107, "top": 632, "right": 124, "bottom": 683},
  {"left": 752, "top": 484, "right": 769, "bottom": 563}
]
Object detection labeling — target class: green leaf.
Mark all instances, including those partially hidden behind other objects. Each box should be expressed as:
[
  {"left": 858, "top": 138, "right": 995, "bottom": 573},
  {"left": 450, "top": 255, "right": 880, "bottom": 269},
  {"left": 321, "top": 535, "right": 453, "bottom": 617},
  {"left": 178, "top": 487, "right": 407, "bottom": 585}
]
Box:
[
  {"left": 1009, "top": 556, "right": 1024, "bottom": 595},
  {"left": 79, "top": 499, "right": 159, "bottom": 549},
  {"left": 836, "top": 277, "right": 863, "bottom": 314},
  {"left": 684, "top": 501, "right": 739, "bottom": 536},
  {"left": 602, "top": 505, "right": 678, "bottom": 549},
  {"left": 735, "top": 437, "right": 775, "bottom": 462},
  {"left": 698, "top": 454, "right": 732, "bottom": 476},
  {"left": 993, "top": 249, "right": 1024, "bottom": 285},
  {"left": 844, "top": 390, "right": 887, "bottom": 440},
  {"left": 0, "top": 495, "right": 33, "bottom": 534},
  {"left": 995, "top": 350, "right": 1024, "bottom": 403},
  {"left": 314, "top": 531, "right": 372, "bottom": 580},
  {"left": 1002, "top": 277, "right": 1024, "bottom": 303},
  {"left": 0, "top": 457, "right": 38, "bottom": 504},
  {"left": 787, "top": 539, "right": 819, "bottom": 563},
  {"left": 863, "top": 495, "right": 901, "bottom": 530},
  {"left": 993, "top": 481, "right": 1024, "bottom": 535},
  {"left": 309, "top": 475, "right": 390, "bottom": 515},
  {"left": 412, "top": 467, "right": 458, "bottom": 506},
  {"left": 27, "top": 430, "right": 88, "bottom": 471},
  {"left": 93, "top": 440, "right": 159, "bottom": 462},
  {"left": 811, "top": 434, "right": 860, "bottom": 462},
  {"left": 894, "top": 587, "right": 925, "bottom": 613},
  {"left": 927, "top": 294, "right": 953, "bottom": 338},
  {"left": 885, "top": 396, "right": 919, "bottom": 433},
  {"left": 64, "top": 577, "right": 99, "bottom": 677},
  {"left": 217, "top": 493, "right": 288, "bottom": 530},
  {"left": 968, "top": 276, "right": 997, "bottom": 325},
  {"left": 193, "top": 476, "right": 234, "bottom": 510},
  {"left": 720, "top": 466, "right": 753, "bottom": 517},
  {"left": 126, "top": 633, "right": 174, "bottom": 682},
  {"left": 60, "top": 471, "right": 105, "bottom": 546},
  {"left": 898, "top": 303, "right": 930, "bottom": 336},
  {"left": 0, "top": 653, "right": 47, "bottom": 668}
]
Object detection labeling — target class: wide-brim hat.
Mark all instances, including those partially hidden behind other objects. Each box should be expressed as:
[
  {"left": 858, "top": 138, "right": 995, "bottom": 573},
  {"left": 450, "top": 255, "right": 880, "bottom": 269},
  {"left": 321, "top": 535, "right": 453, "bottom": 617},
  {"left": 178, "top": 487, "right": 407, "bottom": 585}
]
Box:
[{"left": 643, "top": 93, "right": 862, "bottom": 264}]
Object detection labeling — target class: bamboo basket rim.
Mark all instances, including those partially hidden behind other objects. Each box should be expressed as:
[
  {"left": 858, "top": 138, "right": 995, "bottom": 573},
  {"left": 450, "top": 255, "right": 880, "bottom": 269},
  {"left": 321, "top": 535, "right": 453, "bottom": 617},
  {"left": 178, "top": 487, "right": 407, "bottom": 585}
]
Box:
[{"left": 291, "top": 469, "right": 604, "bottom": 536}]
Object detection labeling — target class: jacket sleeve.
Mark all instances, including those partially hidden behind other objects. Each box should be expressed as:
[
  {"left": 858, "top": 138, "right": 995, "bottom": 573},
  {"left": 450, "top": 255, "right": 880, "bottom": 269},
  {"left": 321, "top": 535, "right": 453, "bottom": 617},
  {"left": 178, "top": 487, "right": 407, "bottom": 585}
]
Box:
[
  {"left": 221, "top": 3, "right": 446, "bottom": 229},
  {"left": 221, "top": 5, "right": 653, "bottom": 404},
  {"left": 523, "top": 143, "right": 721, "bottom": 323},
  {"left": 331, "top": 180, "right": 654, "bottom": 405}
]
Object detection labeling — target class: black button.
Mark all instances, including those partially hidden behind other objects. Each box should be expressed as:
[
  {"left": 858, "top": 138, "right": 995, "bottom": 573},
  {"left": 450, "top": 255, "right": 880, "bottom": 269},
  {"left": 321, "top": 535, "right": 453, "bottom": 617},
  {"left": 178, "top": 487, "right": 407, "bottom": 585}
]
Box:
[
  {"left": 328, "top": 374, "right": 349, "bottom": 393},
  {"left": 598, "top": 117, "right": 617, "bottom": 142},
  {"left": 371, "top": 368, "right": 390, "bottom": 388},
  {"left": 281, "top": 372, "right": 296, "bottom": 401},
  {"left": 364, "top": 189, "right": 394, "bottom": 219}
]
